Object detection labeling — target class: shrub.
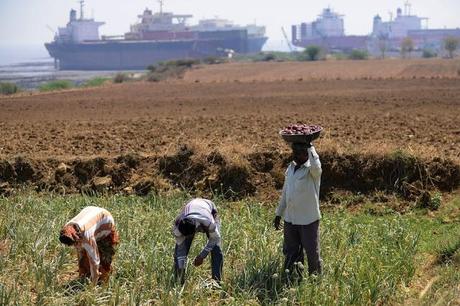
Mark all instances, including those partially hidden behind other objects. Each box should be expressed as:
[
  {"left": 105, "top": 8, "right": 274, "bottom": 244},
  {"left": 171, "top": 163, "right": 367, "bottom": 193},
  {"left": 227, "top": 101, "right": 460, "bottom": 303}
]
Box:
[
  {"left": 38, "top": 80, "right": 73, "bottom": 92},
  {"left": 444, "top": 37, "right": 459, "bottom": 59},
  {"left": 261, "top": 53, "right": 276, "bottom": 61},
  {"left": 147, "top": 64, "right": 157, "bottom": 72},
  {"left": 422, "top": 49, "right": 437, "bottom": 58},
  {"left": 0, "top": 82, "right": 19, "bottom": 95},
  {"left": 417, "top": 191, "right": 442, "bottom": 210},
  {"left": 401, "top": 37, "right": 414, "bottom": 58},
  {"left": 251, "top": 53, "right": 277, "bottom": 62},
  {"left": 202, "top": 56, "right": 225, "bottom": 65},
  {"left": 349, "top": 49, "right": 369, "bottom": 60},
  {"left": 146, "top": 73, "right": 163, "bottom": 82},
  {"left": 82, "top": 77, "right": 109, "bottom": 87},
  {"left": 113, "top": 73, "right": 128, "bottom": 84},
  {"left": 303, "top": 45, "right": 322, "bottom": 61},
  {"left": 163, "top": 59, "right": 199, "bottom": 68},
  {"left": 332, "top": 52, "right": 347, "bottom": 60}
]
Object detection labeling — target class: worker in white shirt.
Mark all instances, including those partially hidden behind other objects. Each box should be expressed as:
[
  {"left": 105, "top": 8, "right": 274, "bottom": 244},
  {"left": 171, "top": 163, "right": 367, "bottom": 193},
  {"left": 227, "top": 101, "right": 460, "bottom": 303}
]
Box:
[
  {"left": 274, "top": 142, "right": 322, "bottom": 277},
  {"left": 172, "top": 198, "right": 223, "bottom": 284}
]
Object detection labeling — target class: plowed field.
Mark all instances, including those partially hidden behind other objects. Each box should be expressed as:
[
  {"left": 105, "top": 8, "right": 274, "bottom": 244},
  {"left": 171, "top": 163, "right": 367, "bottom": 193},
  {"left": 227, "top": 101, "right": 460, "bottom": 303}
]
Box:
[{"left": 0, "top": 59, "right": 459, "bottom": 198}]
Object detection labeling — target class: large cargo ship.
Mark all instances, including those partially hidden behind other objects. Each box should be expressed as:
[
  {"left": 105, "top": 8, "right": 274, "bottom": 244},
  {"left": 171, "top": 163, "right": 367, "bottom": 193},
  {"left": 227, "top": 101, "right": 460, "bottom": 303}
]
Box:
[
  {"left": 45, "top": 1, "right": 267, "bottom": 70},
  {"left": 292, "top": 3, "right": 460, "bottom": 56}
]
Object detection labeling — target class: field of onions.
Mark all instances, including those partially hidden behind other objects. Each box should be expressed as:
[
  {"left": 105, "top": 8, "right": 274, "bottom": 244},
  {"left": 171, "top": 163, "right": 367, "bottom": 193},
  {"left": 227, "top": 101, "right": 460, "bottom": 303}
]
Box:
[{"left": 1, "top": 192, "right": 458, "bottom": 305}]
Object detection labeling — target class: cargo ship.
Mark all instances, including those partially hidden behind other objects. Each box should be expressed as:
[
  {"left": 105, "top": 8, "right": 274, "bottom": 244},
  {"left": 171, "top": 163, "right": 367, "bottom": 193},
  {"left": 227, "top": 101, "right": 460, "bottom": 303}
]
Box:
[
  {"left": 45, "top": 1, "right": 267, "bottom": 70},
  {"left": 291, "top": 3, "right": 460, "bottom": 56}
]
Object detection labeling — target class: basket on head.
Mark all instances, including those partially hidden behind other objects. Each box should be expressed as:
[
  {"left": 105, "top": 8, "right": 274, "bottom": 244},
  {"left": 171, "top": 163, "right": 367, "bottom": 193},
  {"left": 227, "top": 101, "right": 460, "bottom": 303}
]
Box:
[{"left": 279, "top": 124, "right": 323, "bottom": 144}]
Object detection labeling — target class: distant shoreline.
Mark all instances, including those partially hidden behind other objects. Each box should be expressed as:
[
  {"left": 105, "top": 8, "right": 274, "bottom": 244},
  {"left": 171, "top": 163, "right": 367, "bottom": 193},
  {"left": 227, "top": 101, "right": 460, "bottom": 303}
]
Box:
[{"left": 0, "top": 59, "right": 122, "bottom": 90}]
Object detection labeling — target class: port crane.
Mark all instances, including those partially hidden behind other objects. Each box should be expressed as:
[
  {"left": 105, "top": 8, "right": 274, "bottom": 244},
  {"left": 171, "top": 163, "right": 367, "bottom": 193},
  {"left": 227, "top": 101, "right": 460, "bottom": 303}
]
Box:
[{"left": 281, "top": 27, "right": 294, "bottom": 52}]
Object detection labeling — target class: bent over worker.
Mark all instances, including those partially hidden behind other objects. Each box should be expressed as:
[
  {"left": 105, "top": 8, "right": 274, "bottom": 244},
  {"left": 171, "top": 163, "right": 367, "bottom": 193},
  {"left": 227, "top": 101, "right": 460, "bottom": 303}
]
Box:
[
  {"left": 274, "top": 142, "right": 323, "bottom": 277},
  {"left": 172, "top": 198, "right": 223, "bottom": 284},
  {"left": 59, "top": 206, "right": 119, "bottom": 284}
]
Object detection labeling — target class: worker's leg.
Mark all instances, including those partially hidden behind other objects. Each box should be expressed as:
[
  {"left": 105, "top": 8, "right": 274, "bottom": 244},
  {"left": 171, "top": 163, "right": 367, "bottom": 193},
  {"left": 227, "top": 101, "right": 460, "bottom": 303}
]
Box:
[
  {"left": 78, "top": 248, "right": 91, "bottom": 279},
  {"left": 283, "top": 222, "right": 303, "bottom": 275},
  {"left": 210, "top": 244, "right": 223, "bottom": 282},
  {"left": 174, "top": 234, "right": 194, "bottom": 283},
  {"left": 98, "top": 229, "right": 118, "bottom": 283},
  {"left": 299, "top": 220, "right": 322, "bottom": 275}
]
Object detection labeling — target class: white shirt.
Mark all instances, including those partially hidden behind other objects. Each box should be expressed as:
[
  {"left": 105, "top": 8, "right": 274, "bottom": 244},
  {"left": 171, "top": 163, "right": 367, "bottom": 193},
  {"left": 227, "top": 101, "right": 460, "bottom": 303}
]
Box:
[
  {"left": 276, "top": 146, "right": 322, "bottom": 225},
  {"left": 173, "top": 198, "right": 221, "bottom": 269}
]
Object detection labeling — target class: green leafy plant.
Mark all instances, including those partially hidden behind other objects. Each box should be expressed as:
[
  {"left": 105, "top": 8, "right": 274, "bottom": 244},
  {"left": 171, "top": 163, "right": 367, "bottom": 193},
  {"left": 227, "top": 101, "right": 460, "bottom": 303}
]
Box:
[
  {"left": 38, "top": 80, "right": 73, "bottom": 92},
  {"left": 303, "top": 45, "right": 322, "bottom": 61},
  {"left": 444, "top": 37, "right": 459, "bottom": 58},
  {"left": 0, "top": 82, "right": 19, "bottom": 95},
  {"left": 82, "top": 77, "right": 109, "bottom": 87},
  {"left": 422, "top": 49, "right": 437, "bottom": 58},
  {"left": 349, "top": 49, "right": 369, "bottom": 60}
]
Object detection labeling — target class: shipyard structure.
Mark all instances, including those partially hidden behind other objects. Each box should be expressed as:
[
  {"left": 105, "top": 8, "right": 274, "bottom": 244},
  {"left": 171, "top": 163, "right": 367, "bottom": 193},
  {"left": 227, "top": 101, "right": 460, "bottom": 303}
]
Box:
[
  {"left": 45, "top": 1, "right": 267, "bottom": 70},
  {"left": 292, "top": 3, "right": 460, "bottom": 56}
]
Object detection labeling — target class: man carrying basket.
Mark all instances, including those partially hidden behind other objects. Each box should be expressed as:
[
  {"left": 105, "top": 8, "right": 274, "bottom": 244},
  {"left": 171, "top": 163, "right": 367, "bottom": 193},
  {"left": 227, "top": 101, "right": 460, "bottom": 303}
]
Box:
[{"left": 274, "top": 124, "right": 323, "bottom": 278}]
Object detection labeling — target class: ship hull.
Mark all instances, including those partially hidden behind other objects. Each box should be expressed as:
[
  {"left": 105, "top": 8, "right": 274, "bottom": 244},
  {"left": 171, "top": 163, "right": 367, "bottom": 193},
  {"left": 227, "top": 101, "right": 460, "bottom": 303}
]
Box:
[
  {"left": 45, "top": 30, "right": 248, "bottom": 70},
  {"left": 247, "top": 36, "right": 268, "bottom": 53},
  {"left": 292, "top": 36, "right": 368, "bottom": 52}
]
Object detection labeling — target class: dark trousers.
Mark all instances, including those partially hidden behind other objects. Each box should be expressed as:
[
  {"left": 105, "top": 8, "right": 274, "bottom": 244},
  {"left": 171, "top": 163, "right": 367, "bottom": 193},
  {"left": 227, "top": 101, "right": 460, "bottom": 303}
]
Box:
[
  {"left": 283, "top": 220, "right": 322, "bottom": 276},
  {"left": 173, "top": 234, "right": 223, "bottom": 281}
]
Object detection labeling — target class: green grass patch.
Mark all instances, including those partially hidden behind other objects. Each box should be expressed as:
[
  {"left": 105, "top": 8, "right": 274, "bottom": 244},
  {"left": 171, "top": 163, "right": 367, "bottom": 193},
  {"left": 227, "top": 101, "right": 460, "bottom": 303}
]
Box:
[
  {"left": 348, "top": 49, "right": 369, "bottom": 60},
  {"left": 38, "top": 80, "right": 74, "bottom": 92},
  {"left": 0, "top": 82, "right": 20, "bottom": 95},
  {"left": 0, "top": 192, "right": 443, "bottom": 304},
  {"left": 81, "top": 77, "right": 109, "bottom": 88}
]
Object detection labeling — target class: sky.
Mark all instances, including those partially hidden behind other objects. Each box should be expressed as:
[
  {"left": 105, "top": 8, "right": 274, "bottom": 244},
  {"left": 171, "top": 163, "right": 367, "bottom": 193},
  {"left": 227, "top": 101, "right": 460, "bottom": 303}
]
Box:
[{"left": 1, "top": 0, "right": 460, "bottom": 51}]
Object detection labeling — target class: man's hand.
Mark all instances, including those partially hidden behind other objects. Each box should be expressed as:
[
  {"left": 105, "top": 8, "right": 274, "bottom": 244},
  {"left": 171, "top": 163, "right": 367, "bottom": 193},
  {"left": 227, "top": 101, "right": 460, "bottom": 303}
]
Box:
[
  {"left": 193, "top": 255, "right": 204, "bottom": 267},
  {"left": 274, "top": 216, "right": 282, "bottom": 230}
]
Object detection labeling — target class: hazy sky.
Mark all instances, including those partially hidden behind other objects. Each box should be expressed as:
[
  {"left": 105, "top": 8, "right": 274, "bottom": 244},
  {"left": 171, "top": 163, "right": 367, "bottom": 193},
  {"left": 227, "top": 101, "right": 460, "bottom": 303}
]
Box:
[{"left": 1, "top": 0, "right": 459, "bottom": 50}]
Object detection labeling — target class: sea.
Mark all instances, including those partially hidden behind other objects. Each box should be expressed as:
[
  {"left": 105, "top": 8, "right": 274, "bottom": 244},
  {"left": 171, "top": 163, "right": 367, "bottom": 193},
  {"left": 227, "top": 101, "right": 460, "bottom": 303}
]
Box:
[{"left": 0, "top": 45, "right": 119, "bottom": 90}]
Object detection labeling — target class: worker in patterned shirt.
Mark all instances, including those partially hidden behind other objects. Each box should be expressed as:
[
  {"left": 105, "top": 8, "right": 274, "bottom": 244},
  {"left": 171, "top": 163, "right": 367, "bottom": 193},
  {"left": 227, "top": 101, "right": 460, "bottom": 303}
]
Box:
[
  {"left": 59, "top": 206, "right": 119, "bottom": 284},
  {"left": 173, "top": 198, "right": 223, "bottom": 284}
]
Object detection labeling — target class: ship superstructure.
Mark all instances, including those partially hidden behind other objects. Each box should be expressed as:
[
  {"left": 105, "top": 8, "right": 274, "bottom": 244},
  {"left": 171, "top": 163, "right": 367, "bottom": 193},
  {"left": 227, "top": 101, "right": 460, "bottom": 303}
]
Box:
[
  {"left": 55, "top": 1, "right": 105, "bottom": 43},
  {"left": 291, "top": 2, "right": 460, "bottom": 56},
  {"left": 192, "top": 19, "right": 268, "bottom": 52},
  {"left": 124, "top": 7, "right": 194, "bottom": 41},
  {"left": 370, "top": 2, "right": 460, "bottom": 53},
  {"left": 291, "top": 8, "right": 367, "bottom": 52}
]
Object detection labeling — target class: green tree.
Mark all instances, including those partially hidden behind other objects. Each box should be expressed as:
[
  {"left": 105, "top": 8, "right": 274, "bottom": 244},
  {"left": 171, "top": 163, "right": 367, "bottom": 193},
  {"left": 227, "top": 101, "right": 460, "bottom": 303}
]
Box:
[
  {"left": 349, "top": 49, "right": 369, "bottom": 60},
  {"left": 401, "top": 37, "right": 414, "bottom": 58},
  {"left": 378, "top": 36, "right": 388, "bottom": 59},
  {"left": 444, "top": 37, "right": 459, "bottom": 59},
  {"left": 304, "top": 45, "right": 322, "bottom": 61}
]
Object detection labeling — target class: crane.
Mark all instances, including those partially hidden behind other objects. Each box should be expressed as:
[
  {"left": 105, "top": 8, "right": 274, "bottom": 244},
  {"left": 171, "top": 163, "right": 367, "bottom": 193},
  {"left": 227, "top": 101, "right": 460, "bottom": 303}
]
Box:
[
  {"left": 281, "top": 27, "right": 294, "bottom": 52},
  {"left": 46, "top": 25, "right": 56, "bottom": 35}
]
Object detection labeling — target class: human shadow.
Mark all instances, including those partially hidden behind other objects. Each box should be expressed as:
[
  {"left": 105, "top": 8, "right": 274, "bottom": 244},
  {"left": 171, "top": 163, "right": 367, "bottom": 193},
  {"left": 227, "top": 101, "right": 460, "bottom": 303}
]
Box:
[{"left": 61, "top": 277, "right": 88, "bottom": 296}]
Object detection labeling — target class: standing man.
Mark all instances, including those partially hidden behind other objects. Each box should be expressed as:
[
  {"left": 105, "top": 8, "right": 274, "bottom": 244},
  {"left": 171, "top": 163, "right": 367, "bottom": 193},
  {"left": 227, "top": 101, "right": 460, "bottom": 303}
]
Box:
[
  {"left": 59, "top": 206, "right": 119, "bottom": 284},
  {"left": 173, "top": 198, "right": 223, "bottom": 284},
  {"left": 274, "top": 142, "right": 322, "bottom": 277}
]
